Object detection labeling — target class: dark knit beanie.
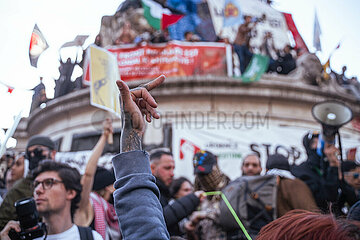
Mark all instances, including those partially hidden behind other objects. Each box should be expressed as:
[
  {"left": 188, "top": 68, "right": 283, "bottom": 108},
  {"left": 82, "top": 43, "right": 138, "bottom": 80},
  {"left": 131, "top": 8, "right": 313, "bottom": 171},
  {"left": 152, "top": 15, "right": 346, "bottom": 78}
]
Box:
[
  {"left": 92, "top": 167, "right": 115, "bottom": 191},
  {"left": 26, "top": 135, "right": 55, "bottom": 150},
  {"left": 341, "top": 161, "right": 358, "bottom": 172},
  {"left": 266, "top": 154, "right": 290, "bottom": 171}
]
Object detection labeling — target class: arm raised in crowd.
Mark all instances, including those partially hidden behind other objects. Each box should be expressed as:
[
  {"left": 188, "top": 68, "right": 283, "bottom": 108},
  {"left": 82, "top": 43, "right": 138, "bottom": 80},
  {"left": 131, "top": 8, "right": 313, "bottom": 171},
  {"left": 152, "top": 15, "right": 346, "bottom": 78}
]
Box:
[
  {"left": 323, "top": 143, "right": 341, "bottom": 202},
  {"left": 111, "top": 76, "right": 170, "bottom": 239},
  {"left": 74, "top": 118, "right": 113, "bottom": 226}
]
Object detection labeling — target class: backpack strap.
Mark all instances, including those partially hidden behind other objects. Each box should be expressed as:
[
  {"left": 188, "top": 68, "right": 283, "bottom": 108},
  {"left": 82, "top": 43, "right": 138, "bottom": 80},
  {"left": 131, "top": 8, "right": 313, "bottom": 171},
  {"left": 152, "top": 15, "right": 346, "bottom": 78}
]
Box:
[{"left": 77, "top": 226, "right": 94, "bottom": 240}]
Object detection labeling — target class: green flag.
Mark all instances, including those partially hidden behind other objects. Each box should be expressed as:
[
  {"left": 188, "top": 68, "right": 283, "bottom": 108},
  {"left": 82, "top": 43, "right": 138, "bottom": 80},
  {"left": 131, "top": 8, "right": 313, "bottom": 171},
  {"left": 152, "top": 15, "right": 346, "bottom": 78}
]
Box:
[{"left": 241, "top": 54, "right": 269, "bottom": 83}]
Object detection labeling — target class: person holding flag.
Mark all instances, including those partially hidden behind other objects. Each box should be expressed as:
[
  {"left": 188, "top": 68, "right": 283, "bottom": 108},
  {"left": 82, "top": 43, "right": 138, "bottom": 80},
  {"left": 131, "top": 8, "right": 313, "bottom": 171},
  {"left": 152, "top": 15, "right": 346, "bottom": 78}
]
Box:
[{"left": 233, "top": 15, "right": 257, "bottom": 74}]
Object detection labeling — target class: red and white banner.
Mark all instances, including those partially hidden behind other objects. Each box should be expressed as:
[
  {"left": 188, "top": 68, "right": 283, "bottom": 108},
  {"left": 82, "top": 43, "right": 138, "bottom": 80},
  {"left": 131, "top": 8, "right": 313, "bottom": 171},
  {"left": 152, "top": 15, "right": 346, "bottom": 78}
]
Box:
[
  {"left": 83, "top": 41, "right": 230, "bottom": 83},
  {"left": 108, "top": 41, "right": 230, "bottom": 81}
]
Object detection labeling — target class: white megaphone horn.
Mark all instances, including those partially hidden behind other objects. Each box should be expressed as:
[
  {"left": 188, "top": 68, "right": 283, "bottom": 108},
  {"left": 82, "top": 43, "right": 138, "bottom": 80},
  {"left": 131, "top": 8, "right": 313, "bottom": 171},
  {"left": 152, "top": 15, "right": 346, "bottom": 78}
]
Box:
[{"left": 311, "top": 100, "right": 353, "bottom": 143}]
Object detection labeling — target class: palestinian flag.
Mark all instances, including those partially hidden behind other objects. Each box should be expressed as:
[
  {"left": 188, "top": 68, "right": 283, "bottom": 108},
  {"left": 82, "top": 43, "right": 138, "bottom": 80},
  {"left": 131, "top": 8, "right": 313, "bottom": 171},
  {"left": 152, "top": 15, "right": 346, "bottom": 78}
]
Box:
[
  {"left": 29, "top": 24, "right": 49, "bottom": 67},
  {"left": 142, "top": 0, "right": 184, "bottom": 30}
]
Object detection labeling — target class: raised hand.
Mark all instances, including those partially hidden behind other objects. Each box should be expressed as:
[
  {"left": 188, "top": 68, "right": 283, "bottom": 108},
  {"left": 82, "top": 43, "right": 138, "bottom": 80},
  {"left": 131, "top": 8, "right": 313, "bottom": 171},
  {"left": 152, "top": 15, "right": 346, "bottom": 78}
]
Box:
[
  {"left": 102, "top": 118, "right": 113, "bottom": 137},
  {"left": 116, "top": 75, "right": 165, "bottom": 152}
]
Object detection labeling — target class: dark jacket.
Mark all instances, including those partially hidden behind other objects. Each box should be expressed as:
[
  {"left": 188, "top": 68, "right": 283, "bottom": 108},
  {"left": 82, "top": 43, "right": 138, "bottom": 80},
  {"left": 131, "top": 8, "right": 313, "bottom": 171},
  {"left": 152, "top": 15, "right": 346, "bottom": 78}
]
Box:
[
  {"left": 0, "top": 177, "right": 33, "bottom": 229},
  {"left": 156, "top": 178, "right": 200, "bottom": 236},
  {"left": 156, "top": 177, "right": 172, "bottom": 208},
  {"left": 112, "top": 150, "right": 169, "bottom": 239},
  {"left": 291, "top": 146, "right": 339, "bottom": 212},
  {"left": 332, "top": 180, "right": 359, "bottom": 217}
]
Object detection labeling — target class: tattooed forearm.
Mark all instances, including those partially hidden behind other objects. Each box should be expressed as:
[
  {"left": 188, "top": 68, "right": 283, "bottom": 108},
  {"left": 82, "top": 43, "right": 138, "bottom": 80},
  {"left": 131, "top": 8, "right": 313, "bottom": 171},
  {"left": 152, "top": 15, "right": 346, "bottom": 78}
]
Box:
[
  {"left": 120, "top": 111, "right": 143, "bottom": 152},
  {"left": 120, "top": 128, "right": 142, "bottom": 152}
]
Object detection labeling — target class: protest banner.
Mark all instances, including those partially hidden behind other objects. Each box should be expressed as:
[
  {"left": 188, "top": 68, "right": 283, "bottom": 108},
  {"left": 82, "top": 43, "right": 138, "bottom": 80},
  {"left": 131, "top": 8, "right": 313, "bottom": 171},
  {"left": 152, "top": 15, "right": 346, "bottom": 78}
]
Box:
[
  {"left": 107, "top": 41, "right": 231, "bottom": 81},
  {"left": 88, "top": 45, "right": 121, "bottom": 116},
  {"left": 207, "top": 0, "right": 290, "bottom": 50},
  {"left": 172, "top": 122, "right": 359, "bottom": 182},
  {"left": 88, "top": 45, "right": 121, "bottom": 143},
  {"left": 83, "top": 41, "right": 230, "bottom": 83}
]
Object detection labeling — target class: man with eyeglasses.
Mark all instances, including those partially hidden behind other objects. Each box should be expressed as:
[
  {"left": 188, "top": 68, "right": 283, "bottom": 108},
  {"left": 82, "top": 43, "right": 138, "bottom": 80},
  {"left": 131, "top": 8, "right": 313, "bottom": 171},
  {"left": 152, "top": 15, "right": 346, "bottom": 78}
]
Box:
[
  {"left": 0, "top": 160, "right": 102, "bottom": 239},
  {"left": 0, "top": 135, "right": 56, "bottom": 229}
]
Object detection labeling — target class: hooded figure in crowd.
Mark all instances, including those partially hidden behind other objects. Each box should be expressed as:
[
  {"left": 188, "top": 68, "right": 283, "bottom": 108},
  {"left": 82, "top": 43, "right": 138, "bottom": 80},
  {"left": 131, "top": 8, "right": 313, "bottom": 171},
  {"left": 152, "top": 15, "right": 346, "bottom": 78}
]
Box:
[{"left": 291, "top": 131, "right": 340, "bottom": 212}]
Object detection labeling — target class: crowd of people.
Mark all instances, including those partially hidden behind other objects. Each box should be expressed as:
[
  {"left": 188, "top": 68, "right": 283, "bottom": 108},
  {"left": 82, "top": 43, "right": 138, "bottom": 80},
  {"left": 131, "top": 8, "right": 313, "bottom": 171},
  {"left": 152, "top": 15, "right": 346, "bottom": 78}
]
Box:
[
  {"left": 332, "top": 66, "right": 360, "bottom": 101},
  {"left": 38, "top": 12, "right": 358, "bottom": 115},
  {"left": 0, "top": 76, "right": 360, "bottom": 240},
  {"left": 232, "top": 15, "right": 297, "bottom": 75},
  {"left": 96, "top": 14, "right": 297, "bottom": 78}
]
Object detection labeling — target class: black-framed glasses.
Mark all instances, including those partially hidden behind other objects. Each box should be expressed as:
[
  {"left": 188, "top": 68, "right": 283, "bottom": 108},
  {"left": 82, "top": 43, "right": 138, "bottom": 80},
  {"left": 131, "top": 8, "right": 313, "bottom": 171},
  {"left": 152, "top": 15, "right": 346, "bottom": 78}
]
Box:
[{"left": 32, "top": 178, "right": 63, "bottom": 190}]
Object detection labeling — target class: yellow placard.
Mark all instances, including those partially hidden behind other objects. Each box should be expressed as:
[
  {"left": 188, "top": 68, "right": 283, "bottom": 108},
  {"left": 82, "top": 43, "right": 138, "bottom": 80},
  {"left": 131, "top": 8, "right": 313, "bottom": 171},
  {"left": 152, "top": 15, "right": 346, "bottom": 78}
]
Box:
[{"left": 89, "top": 45, "right": 121, "bottom": 117}]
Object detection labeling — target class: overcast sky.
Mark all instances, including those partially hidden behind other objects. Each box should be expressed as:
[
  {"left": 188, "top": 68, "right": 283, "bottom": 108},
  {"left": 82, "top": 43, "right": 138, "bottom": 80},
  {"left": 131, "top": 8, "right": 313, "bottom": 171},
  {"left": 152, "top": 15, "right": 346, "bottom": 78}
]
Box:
[{"left": 0, "top": 0, "right": 359, "bottom": 147}]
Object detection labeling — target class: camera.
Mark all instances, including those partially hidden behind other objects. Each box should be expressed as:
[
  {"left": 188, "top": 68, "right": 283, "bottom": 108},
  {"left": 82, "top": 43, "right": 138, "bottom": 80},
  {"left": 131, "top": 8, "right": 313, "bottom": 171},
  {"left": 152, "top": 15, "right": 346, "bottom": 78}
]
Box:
[{"left": 8, "top": 198, "right": 46, "bottom": 240}]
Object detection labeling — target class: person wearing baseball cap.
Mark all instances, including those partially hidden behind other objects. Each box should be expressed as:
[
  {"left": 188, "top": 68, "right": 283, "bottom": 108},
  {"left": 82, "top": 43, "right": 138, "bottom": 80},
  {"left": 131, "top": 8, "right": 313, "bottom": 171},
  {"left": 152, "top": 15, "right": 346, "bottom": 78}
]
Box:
[
  {"left": 191, "top": 151, "right": 231, "bottom": 239},
  {"left": 0, "top": 135, "right": 56, "bottom": 229},
  {"left": 193, "top": 150, "right": 230, "bottom": 193},
  {"left": 193, "top": 151, "right": 217, "bottom": 175}
]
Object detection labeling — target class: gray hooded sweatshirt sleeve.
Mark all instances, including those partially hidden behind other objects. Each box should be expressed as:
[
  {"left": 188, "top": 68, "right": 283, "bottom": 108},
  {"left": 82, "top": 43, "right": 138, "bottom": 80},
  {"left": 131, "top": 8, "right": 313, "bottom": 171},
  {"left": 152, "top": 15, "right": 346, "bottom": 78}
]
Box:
[{"left": 112, "top": 150, "right": 170, "bottom": 240}]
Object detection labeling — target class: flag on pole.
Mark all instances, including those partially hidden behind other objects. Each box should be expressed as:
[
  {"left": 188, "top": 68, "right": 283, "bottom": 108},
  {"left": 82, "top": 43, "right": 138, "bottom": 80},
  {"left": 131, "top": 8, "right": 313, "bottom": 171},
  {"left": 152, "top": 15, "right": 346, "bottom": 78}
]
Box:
[
  {"left": 0, "top": 111, "right": 22, "bottom": 158},
  {"left": 313, "top": 10, "right": 322, "bottom": 52},
  {"left": 223, "top": 0, "right": 244, "bottom": 27},
  {"left": 29, "top": 24, "right": 49, "bottom": 67},
  {"left": 241, "top": 54, "right": 269, "bottom": 83},
  {"left": 322, "top": 41, "right": 341, "bottom": 80},
  {"left": 142, "top": 0, "right": 184, "bottom": 30},
  {"left": 322, "top": 58, "right": 331, "bottom": 81},
  {"left": 88, "top": 45, "right": 121, "bottom": 117},
  {"left": 7, "top": 86, "right": 14, "bottom": 94},
  {"left": 282, "top": 12, "right": 309, "bottom": 55}
]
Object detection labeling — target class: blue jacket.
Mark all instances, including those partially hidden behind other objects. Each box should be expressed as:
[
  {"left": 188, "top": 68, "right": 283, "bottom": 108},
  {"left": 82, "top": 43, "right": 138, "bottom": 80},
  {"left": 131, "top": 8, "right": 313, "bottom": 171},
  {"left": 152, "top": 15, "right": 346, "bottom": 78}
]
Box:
[{"left": 112, "top": 151, "right": 170, "bottom": 240}]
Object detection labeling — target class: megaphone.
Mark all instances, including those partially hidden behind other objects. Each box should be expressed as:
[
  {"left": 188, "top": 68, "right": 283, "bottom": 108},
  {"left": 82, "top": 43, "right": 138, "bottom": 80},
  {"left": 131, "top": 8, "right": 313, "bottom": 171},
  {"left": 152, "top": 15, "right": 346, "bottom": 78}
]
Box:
[{"left": 312, "top": 100, "right": 353, "bottom": 143}]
